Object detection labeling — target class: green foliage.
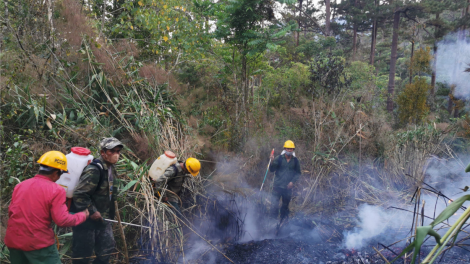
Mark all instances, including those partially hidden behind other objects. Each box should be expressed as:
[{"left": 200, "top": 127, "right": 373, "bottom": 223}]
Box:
[
  {"left": 112, "top": 0, "right": 210, "bottom": 61},
  {"left": 0, "top": 130, "right": 44, "bottom": 193},
  {"left": 409, "top": 47, "right": 433, "bottom": 76},
  {"left": 397, "top": 77, "right": 431, "bottom": 124},
  {"left": 309, "top": 53, "right": 352, "bottom": 97},
  {"left": 344, "top": 61, "right": 376, "bottom": 90},
  {"left": 395, "top": 124, "right": 441, "bottom": 146},
  {"left": 212, "top": 0, "right": 295, "bottom": 55},
  {"left": 263, "top": 63, "right": 310, "bottom": 107},
  {"left": 0, "top": 241, "right": 9, "bottom": 261},
  {"left": 296, "top": 36, "right": 337, "bottom": 59}
]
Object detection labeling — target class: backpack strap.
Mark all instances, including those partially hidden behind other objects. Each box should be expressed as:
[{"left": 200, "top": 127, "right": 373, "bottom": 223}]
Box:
[
  {"left": 167, "top": 164, "right": 179, "bottom": 180},
  {"left": 89, "top": 159, "right": 105, "bottom": 192},
  {"left": 88, "top": 159, "right": 116, "bottom": 219}
]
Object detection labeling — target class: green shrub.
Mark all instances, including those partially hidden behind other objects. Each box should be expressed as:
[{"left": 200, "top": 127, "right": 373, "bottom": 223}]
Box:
[
  {"left": 344, "top": 61, "right": 376, "bottom": 90},
  {"left": 263, "top": 62, "right": 310, "bottom": 107},
  {"left": 397, "top": 77, "right": 431, "bottom": 124}
]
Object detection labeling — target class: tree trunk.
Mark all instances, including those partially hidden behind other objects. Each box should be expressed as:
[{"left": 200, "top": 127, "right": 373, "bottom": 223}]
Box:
[
  {"left": 387, "top": 10, "right": 400, "bottom": 112},
  {"left": 101, "top": 1, "right": 105, "bottom": 37},
  {"left": 430, "top": 44, "right": 437, "bottom": 94},
  {"left": 352, "top": 24, "right": 357, "bottom": 60},
  {"left": 47, "top": 0, "right": 54, "bottom": 38},
  {"left": 0, "top": 0, "right": 9, "bottom": 50},
  {"left": 409, "top": 41, "right": 414, "bottom": 84},
  {"left": 241, "top": 53, "right": 248, "bottom": 142},
  {"left": 369, "top": 0, "right": 377, "bottom": 65},
  {"left": 463, "top": 0, "right": 470, "bottom": 38},
  {"left": 325, "top": 0, "right": 331, "bottom": 36},
  {"left": 369, "top": 20, "right": 377, "bottom": 65},
  {"left": 430, "top": 13, "right": 439, "bottom": 98},
  {"left": 305, "top": 0, "right": 309, "bottom": 37},
  {"left": 297, "top": 0, "right": 303, "bottom": 46}
]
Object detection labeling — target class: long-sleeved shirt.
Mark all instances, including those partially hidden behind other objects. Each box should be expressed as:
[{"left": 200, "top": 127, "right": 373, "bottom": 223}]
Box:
[
  {"left": 72, "top": 156, "right": 116, "bottom": 221},
  {"left": 155, "top": 162, "right": 188, "bottom": 203},
  {"left": 4, "top": 175, "right": 87, "bottom": 251},
  {"left": 269, "top": 154, "right": 301, "bottom": 188}
]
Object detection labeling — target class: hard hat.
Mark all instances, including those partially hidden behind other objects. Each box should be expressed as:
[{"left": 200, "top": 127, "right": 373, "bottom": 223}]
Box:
[
  {"left": 185, "top": 158, "right": 201, "bottom": 177},
  {"left": 283, "top": 140, "right": 295, "bottom": 149},
  {"left": 37, "top": 151, "right": 68, "bottom": 172}
]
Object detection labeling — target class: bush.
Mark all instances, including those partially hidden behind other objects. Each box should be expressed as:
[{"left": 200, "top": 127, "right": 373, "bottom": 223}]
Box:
[
  {"left": 397, "top": 77, "right": 431, "bottom": 124},
  {"left": 263, "top": 62, "right": 310, "bottom": 108},
  {"left": 309, "top": 53, "right": 352, "bottom": 97},
  {"left": 344, "top": 61, "right": 376, "bottom": 90}
]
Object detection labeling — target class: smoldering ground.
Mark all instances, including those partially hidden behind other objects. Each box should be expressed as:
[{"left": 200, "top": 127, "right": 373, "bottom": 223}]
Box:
[{"left": 176, "top": 151, "right": 470, "bottom": 264}]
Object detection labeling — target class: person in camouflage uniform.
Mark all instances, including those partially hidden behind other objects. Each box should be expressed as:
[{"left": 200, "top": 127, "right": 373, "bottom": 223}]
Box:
[
  {"left": 155, "top": 157, "right": 201, "bottom": 214},
  {"left": 71, "top": 137, "right": 123, "bottom": 264}
]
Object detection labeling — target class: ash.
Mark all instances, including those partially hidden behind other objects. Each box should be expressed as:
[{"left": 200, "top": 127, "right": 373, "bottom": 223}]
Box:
[{"left": 215, "top": 238, "right": 469, "bottom": 264}]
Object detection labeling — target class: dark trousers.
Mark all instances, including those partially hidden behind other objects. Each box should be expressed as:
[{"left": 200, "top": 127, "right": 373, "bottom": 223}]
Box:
[
  {"left": 8, "top": 244, "right": 61, "bottom": 264},
  {"left": 72, "top": 221, "right": 115, "bottom": 264},
  {"left": 271, "top": 187, "right": 292, "bottom": 219}
]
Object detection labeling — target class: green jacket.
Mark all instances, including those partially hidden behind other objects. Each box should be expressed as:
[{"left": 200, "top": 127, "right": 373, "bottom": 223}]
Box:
[
  {"left": 155, "top": 162, "right": 189, "bottom": 203},
  {"left": 71, "top": 156, "right": 116, "bottom": 222},
  {"left": 269, "top": 154, "right": 301, "bottom": 188}
]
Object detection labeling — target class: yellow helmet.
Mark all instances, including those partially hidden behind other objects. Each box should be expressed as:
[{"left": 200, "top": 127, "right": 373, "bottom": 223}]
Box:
[
  {"left": 283, "top": 140, "right": 295, "bottom": 149},
  {"left": 185, "top": 157, "right": 201, "bottom": 177},
  {"left": 37, "top": 151, "right": 68, "bottom": 172}
]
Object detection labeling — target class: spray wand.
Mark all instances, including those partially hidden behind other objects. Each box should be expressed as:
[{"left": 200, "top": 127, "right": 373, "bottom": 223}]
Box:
[{"left": 260, "top": 149, "right": 275, "bottom": 191}]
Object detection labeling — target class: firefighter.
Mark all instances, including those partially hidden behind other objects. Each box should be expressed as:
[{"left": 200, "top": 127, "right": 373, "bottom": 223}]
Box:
[
  {"left": 269, "top": 140, "right": 301, "bottom": 220},
  {"left": 155, "top": 157, "right": 201, "bottom": 213},
  {"left": 4, "top": 151, "right": 89, "bottom": 264}
]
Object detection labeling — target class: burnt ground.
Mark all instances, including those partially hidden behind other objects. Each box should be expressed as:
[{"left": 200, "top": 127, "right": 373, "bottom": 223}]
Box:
[
  {"left": 208, "top": 216, "right": 470, "bottom": 264},
  {"left": 133, "top": 215, "right": 470, "bottom": 264},
  {"left": 215, "top": 237, "right": 470, "bottom": 264}
]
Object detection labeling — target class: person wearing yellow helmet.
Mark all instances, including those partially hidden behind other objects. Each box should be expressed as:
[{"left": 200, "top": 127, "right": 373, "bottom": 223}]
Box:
[
  {"left": 269, "top": 140, "right": 301, "bottom": 220},
  {"left": 154, "top": 157, "right": 201, "bottom": 213},
  {"left": 5, "top": 151, "right": 89, "bottom": 264}
]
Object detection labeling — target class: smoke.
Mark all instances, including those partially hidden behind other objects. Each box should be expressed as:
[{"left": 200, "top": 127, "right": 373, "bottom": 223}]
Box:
[
  {"left": 435, "top": 32, "right": 470, "bottom": 98},
  {"left": 343, "top": 156, "right": 470, "bottom": 250},
  {"left": 343, "top": 204, "right": 411, "bottom": 249}
]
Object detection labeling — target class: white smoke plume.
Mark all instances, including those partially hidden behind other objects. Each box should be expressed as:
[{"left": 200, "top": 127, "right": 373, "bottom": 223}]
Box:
[
  {"left": 344, "top": 155, "right": 470, "bottom": 250},
  {"left": 436, "top": 32, "right": 470, "bottom": 98},
  {"left": 343, "top": 204, "right": 411, "bottom": 249}
]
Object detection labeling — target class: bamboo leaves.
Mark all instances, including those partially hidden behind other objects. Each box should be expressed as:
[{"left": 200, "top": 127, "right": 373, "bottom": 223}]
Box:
[
  {"left": 392, "top": 195, "right": 470, "bottom": 264},
  {"left": 390, "top": 226, "right": 441, "bottom": 264},
  {"left": 429, "top": 195, "right": 470, "bottom": 227}
]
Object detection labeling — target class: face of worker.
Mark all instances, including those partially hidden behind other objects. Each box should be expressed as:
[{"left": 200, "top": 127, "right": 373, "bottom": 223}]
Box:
[
  {"left": 101, "top": 147, "right": 122, "bottom": 165},
  {"left": 284, "top": 148, "right": 294, "bottom": 156},
  {"left": 180, "top": 162, "right": 188, "bottom": 173},
  {"left": 50, "top": 170, "right": 63, "bottom": 182}
]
